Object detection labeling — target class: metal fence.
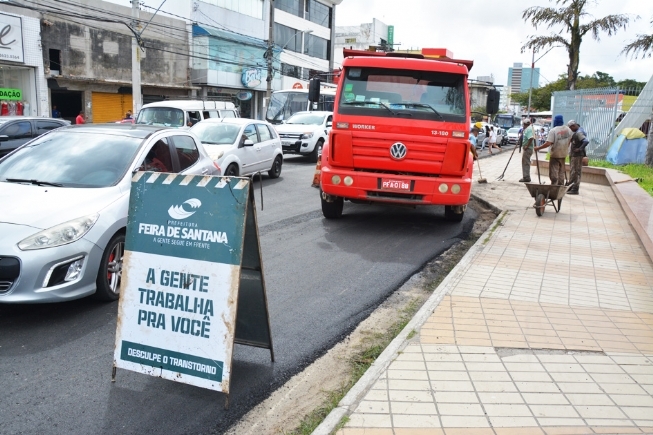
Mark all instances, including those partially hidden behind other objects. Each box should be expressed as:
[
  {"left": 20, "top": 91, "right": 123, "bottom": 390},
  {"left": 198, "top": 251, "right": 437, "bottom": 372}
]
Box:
[{"left": 552, "top": 81, "right": 653, "bottom": 159}]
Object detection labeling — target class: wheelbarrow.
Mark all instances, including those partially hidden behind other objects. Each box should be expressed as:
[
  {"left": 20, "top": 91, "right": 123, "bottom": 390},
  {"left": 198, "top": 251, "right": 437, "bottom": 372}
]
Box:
[{"left": 524, "top": 149, "right": 569, "bottom": 216}]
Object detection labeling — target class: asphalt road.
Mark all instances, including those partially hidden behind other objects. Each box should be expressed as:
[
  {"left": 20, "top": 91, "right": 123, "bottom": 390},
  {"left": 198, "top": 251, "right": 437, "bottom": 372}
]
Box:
[{"left": 0, "top": 156, "right": 477, "bottom": 435}]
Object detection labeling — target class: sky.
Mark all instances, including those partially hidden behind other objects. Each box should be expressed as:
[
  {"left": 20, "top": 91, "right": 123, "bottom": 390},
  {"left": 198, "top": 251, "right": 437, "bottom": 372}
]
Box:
[{"left": 335, "top": 0, "right": 653, "bottom": 89}]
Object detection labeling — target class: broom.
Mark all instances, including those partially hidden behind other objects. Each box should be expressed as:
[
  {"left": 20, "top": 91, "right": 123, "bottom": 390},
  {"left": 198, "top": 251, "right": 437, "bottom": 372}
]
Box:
[{"left": 476, "top": 158, "right": 487, "bottom": 184}]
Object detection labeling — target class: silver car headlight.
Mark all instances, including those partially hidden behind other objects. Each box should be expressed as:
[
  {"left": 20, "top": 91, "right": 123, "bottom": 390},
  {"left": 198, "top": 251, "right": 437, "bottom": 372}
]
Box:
[
  {"left": 18, "top": 214, "right": 99, "bottom": 251},
  {"left": 300, "top": 132, "right": 314, "bottom": 139}
]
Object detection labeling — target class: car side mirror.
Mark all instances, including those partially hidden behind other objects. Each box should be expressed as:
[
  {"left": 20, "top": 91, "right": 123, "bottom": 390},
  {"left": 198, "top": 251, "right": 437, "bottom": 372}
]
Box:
[
  {"left": 326, "top": 122, "right": 332, "bottom": 128},
  {"left": 242, "top": 139, "right": 254, "bottom": 147},
  {"left": 0, "top": 135, "right": 8, "bottom": 142}
]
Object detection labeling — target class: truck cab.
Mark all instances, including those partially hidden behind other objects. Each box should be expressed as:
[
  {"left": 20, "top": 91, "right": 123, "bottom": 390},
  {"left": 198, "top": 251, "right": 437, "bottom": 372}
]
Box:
[{"left": 319, "top": 49, "right": 480, "bottom": 222}]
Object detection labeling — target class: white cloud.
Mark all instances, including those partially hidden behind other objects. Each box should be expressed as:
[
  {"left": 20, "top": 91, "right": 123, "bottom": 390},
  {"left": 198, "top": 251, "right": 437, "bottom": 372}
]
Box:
[{"left": 335, "top": 0, "right": 653, "bottom": 88}]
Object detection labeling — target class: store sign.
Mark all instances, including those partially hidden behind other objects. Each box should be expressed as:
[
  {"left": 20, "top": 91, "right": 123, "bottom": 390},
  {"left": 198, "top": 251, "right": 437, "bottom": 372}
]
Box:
[
  {"left": 241, "top": 68, "right": 262, "bottom": 89},
  {"left": 236, "top": 91, "right": 252, "bottom": 101},
  {"left": 0, "top": 88, "right": 22, "bottom": 100},
  {"left": 113, "top": 173, "right": 274, "bottom": 394},
  {"left": 387, "top": 25, "right": 394, "bottom": 47},
  {"left": 0, "top": 13, "right": 24, "bottom": 63}
]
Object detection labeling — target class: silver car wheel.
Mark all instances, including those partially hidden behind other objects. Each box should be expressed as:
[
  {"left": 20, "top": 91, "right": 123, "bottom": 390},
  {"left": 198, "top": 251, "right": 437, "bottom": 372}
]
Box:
[{"left": 106, "top": 241, "right": 124, "bottom": 294}]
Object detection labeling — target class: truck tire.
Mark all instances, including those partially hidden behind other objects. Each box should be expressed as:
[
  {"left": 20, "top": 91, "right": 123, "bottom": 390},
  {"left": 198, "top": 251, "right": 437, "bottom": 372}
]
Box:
[
  {"left": 444, "top": 205, "right": 464, "bottom": 222},
  {"left": 310, "top": 139, "right": 324, "bottom": 163},
  {"left": 321, "top": 191, "right": 343, "bottom": 219}
]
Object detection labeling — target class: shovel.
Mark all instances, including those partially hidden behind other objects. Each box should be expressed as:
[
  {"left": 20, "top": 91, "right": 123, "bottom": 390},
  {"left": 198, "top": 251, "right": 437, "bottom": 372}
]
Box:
[{"left": 476, "top": 158, "right": 487, "bottom": 184}]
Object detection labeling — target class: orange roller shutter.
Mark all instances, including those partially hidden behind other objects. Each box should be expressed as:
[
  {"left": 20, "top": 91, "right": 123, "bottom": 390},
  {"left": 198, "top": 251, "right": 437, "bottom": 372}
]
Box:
[{"left": 91, "top": 92, "right": 131, "bottom": 123}]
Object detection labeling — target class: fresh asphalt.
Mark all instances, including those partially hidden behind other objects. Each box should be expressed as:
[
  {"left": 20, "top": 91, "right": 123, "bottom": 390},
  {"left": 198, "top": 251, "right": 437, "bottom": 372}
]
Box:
[{"left": 0, "top": 157, "right": 477, "bottom": 434}]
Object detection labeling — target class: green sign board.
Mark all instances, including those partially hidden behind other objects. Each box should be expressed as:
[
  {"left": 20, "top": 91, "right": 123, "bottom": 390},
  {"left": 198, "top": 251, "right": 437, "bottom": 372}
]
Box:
[
  {"left": 0, "top": 88, "right": 22, "bottom": 100},
  {"left": 387, "top": 25, "right": 394, "bottom": 46},
  {"left": 113, "top": 172, "right": 273, "bottom": 395}
]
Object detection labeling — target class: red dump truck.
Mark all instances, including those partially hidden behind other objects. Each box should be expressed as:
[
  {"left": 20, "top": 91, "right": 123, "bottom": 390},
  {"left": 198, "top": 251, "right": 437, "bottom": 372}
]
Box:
[{"left": 318, "top": 48, "right": 485, "bottom": 222}]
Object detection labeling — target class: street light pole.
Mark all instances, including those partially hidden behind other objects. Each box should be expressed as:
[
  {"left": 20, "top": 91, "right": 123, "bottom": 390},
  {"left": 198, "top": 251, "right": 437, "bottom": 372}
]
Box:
[{"left": 527, "top": 49, "right": 534, "bottom": 119}]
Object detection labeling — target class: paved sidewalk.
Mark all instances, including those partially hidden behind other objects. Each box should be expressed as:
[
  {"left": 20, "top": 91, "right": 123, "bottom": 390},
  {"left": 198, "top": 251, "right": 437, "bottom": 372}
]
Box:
[{"left": 323, "top": 151, "right": 653, "bottom": 435}]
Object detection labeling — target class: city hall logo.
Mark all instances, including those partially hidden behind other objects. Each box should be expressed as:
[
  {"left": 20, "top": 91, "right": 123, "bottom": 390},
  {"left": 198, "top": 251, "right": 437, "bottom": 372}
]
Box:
[
  {"left": 389, "top": 142, "right": 407, "bottom": 160},
  {"left": 168, "top": 198, "right": 202, "bottom": 219}
]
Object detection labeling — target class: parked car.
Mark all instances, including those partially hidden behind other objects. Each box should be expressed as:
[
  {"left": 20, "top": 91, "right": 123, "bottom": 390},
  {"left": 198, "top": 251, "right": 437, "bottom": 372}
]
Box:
[
  {"left": 0, "top": 116, "right": 70, "bottom": 158},
  {"left": 506, "top": 127, "right": 521, "bottom": 145},
  {"left": 275, "top": 111, "right": 332, "bottom": 163},
  {"left": 0, "top": 124, "right": 217, "bottom": 303},
  {"left": 191, "top": 118, "right": 283, "bottom": 178}
]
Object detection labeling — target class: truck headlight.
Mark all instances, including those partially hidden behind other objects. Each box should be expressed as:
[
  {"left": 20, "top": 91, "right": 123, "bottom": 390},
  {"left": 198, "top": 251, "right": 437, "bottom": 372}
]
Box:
[
  {"left": 18, "top": 214, "right": 99, "bottom": 250},
  {"left": 301, "top": 132, "right": 314, "bottom": 139}
]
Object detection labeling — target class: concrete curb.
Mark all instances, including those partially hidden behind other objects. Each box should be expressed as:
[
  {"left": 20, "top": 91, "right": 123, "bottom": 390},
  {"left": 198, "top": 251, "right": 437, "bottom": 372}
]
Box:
[{"left": 311, "top": 209, "right": 508, "bottom": 435}]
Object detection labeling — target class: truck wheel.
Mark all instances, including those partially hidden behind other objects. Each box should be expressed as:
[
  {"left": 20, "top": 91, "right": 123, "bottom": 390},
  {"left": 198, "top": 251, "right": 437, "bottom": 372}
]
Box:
[
  {"left": 268, "top": 155, "right": 282, "bottom": 179},
  {"left": 310, "top": 139, "right": 324, "bottom": 163},
  {"left": 321, "top": 191, "right": 343, "bottom": 219},
  {"left": 444, "top": 205, "right": 464, "bottom": 222}
]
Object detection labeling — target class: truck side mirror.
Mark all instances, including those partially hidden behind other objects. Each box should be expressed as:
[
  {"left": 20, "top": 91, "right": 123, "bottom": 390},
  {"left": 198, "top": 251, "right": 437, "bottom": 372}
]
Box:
[{"left": 308, "top": 78, "right": 321, "bottom": 103}]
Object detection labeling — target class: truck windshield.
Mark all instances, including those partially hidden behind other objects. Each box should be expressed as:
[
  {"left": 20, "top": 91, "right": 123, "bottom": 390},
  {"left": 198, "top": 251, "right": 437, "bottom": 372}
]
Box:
[
  {"left": 136, "top": 107, "right": 185, "bottom": 127},
  {"left": 338, "top": 67, "right": 467, "bottom": 122}
]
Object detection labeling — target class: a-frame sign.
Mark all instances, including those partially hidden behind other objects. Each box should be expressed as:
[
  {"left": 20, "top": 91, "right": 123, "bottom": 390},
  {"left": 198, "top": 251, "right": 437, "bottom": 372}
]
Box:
[{"left": 113, "top": 172, "right": 273, "bottom": 402}]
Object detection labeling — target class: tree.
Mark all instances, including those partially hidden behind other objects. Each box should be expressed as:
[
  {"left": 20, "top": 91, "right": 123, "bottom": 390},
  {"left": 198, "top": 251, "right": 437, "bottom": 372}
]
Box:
[
  {"left": 522, "top": 0, "right": 631, "bottom": 90},
  {"left": 621, "top": 16, "right": 653, "bottom": 165}
]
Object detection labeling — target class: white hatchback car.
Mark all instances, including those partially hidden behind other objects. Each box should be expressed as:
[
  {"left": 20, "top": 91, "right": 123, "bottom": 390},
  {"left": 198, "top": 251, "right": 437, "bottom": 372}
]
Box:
[
  {"left": 275, "top": 111, "right": 332, "bottom": 163},
  {"left": 191, "top": 118, "right": 283, "bottom": 178}
]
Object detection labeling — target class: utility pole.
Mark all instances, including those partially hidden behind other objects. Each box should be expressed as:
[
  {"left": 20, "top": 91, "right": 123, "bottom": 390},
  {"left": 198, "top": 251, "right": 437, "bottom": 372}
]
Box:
[
  {"left": 131, "top": 0, "right": 142, "bottom": 117},
  {"left": 266, "top": 0, "right": 275, "bottom": 106},
  {"left": 527, "top": 49, "right": 534, "bottom": 119}
]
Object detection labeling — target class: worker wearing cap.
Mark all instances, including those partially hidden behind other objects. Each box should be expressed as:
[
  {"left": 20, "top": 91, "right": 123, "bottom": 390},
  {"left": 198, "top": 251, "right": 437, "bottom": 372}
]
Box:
[
  {"left": 535, "top": 115, "right": 573, "bottom": 185},
  {"left": 567, "top": 120, "right": 588, "bottom": 195},
  {"left": 519, "top": 118, "right": 536, "bottom": 182}
]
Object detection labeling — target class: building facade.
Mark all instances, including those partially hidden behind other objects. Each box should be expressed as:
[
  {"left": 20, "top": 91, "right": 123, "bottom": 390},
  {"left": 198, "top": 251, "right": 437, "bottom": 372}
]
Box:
[
  {"left": 508, "top": 62, "right": 540, "bottom": 94},
  {"left": 0, "top": 11, "right": 49, "bottom": 117},
  {"left": 333, "top": 18, "right": 391, "bottom": 68}
]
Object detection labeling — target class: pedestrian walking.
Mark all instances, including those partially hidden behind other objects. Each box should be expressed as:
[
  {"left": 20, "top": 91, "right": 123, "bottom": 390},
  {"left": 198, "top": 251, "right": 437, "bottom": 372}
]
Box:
[
  {"left": 538, "top": 127, "right": 546, "bottom": 146},
  {"left": 75, "top": 111, "right": 85, "bottom": 124},
  {"left": 488, "top": 126, "right": 502, "bottom": 154},
  {"left": 566, "top": 120, "right": 588, "bottom": 195},
  {"left": 535, "top": 115, "right": 572, "bottom": 185},
  {"left": 481, "top": 125, "right": 490, "bottom": 151},
  {"left": 518, "top": 119, "right": 536, "bottom": 182}
]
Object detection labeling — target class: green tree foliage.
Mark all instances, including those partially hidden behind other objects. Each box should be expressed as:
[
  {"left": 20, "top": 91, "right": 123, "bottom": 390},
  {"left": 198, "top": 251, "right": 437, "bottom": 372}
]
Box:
[{"left": 522, "top": 0, "right": 631, "bottom": 90}]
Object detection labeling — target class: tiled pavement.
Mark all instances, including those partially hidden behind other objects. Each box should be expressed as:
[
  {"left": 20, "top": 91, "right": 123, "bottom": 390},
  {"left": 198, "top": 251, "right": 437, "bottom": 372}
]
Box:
[{"left": 331, "top": 151, "right": 653, "bottom": 435}]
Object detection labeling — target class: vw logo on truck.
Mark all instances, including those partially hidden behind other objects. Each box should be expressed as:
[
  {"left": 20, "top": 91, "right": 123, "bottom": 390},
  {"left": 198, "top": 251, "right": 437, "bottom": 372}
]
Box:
[{"left": 389, "top": 142, "right": 407, "bottom": 160}]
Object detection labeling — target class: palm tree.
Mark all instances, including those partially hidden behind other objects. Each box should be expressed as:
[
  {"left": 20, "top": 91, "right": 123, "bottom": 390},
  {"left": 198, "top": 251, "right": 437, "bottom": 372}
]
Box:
[
  {"left": 522, "top": 0, "right": 631, "bottom": 90},
  {"left": 622, "top": 18, "right": 653, "bottom": 58}
]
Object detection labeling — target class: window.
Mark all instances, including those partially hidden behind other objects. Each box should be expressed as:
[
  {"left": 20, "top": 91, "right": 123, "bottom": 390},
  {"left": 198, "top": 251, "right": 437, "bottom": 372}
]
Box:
[
  {"left": 281, "top": 62, "right": 301, "bottom": 79},
  {"left": 307, "top": 0, "right": 331, "bottom": 27},
  {"left": 140, "top": 138, "right": 172, "bottom": 173},
  {"left": 243, "top": 124, "right": 259, "bottom": 143},
  {"left": 171, "top": 136, "right": 200, "bottom": 171},
  {"left": 2, "top": 121, "right": 32, "bottom": 139},
  {"left": 275, "top": 0, "right": 302, "bottom": 17},
  {"left": 219, "top": 110, "right": 236, "bottom": 118},
  {"left": 187, "top": 111, "right": 201, "bottom": 126},
  {"left": 256, "top": 124, "right": 272, "bottom": 141},
  {"left": 207, "top": 111, "right": 219, "bottom": 118},
  {"left": 49, "top": 49, "right": 61, "bottom": 74},
  {"left": 36, "top": 120, "right": 64, "bottom": 135},
  {"left": 274, "top": 23, "right": 300, "bottom": 53},
  {"left": 304, "top": 34, "right": 328, "bottom": 60}
]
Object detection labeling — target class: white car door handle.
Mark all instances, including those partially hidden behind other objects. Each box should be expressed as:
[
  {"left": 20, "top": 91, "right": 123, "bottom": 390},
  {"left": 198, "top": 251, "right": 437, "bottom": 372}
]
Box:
[{"left": 202, "top": 168, "right": 209, "bottom": 175}]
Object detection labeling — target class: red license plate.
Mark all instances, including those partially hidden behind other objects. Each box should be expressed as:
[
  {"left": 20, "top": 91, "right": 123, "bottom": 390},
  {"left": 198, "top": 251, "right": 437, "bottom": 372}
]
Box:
[{"left": 381, "top": 178, "right": 411, "bottom": 191}]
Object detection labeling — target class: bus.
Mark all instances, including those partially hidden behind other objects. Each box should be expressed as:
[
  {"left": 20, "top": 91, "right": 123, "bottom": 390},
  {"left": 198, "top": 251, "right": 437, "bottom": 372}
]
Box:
[
  {"left": 494, "top": 114, "right": 520, "bottom": 129},
  {"left": 265, "top": 88, "right": 336, "bottom": 124}
]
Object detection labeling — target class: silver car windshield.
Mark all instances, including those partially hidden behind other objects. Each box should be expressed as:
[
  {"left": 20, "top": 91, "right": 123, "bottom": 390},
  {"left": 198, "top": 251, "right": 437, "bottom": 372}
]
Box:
[
  {"left": 0, "top": 131, "right": 141, "bottom": 188},
  {"left": 191, "top": 123, "right": 241, "bottom": 145}
]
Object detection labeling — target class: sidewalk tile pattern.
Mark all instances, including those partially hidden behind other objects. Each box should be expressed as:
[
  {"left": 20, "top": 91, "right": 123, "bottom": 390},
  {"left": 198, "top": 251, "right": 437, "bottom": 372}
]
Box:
[{"left": 336, "top": 153, "right": 653, "bottom": 435}]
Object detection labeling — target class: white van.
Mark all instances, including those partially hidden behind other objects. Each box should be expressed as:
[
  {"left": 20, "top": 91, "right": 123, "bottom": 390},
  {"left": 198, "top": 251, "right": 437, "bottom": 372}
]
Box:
[{"left": 136, "top": 100, "right": 239, "bottom": 128}]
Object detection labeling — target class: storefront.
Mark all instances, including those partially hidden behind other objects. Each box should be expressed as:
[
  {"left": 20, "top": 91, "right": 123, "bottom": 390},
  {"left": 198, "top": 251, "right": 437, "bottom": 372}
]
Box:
[{"left": 0, "top": 12, "right": 48, "bottom": 117}]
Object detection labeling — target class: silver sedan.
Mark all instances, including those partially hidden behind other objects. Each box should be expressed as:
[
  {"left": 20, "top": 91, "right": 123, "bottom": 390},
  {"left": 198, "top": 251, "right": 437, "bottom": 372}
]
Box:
[{"left": 0, "top": 124, "right": 217, "bottom": 303}]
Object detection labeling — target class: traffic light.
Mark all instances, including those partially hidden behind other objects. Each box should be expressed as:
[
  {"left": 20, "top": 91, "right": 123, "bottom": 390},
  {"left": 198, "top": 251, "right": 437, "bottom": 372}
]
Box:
[{"left": 486, "top": 90, "right": 500, "bottom": 114}]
